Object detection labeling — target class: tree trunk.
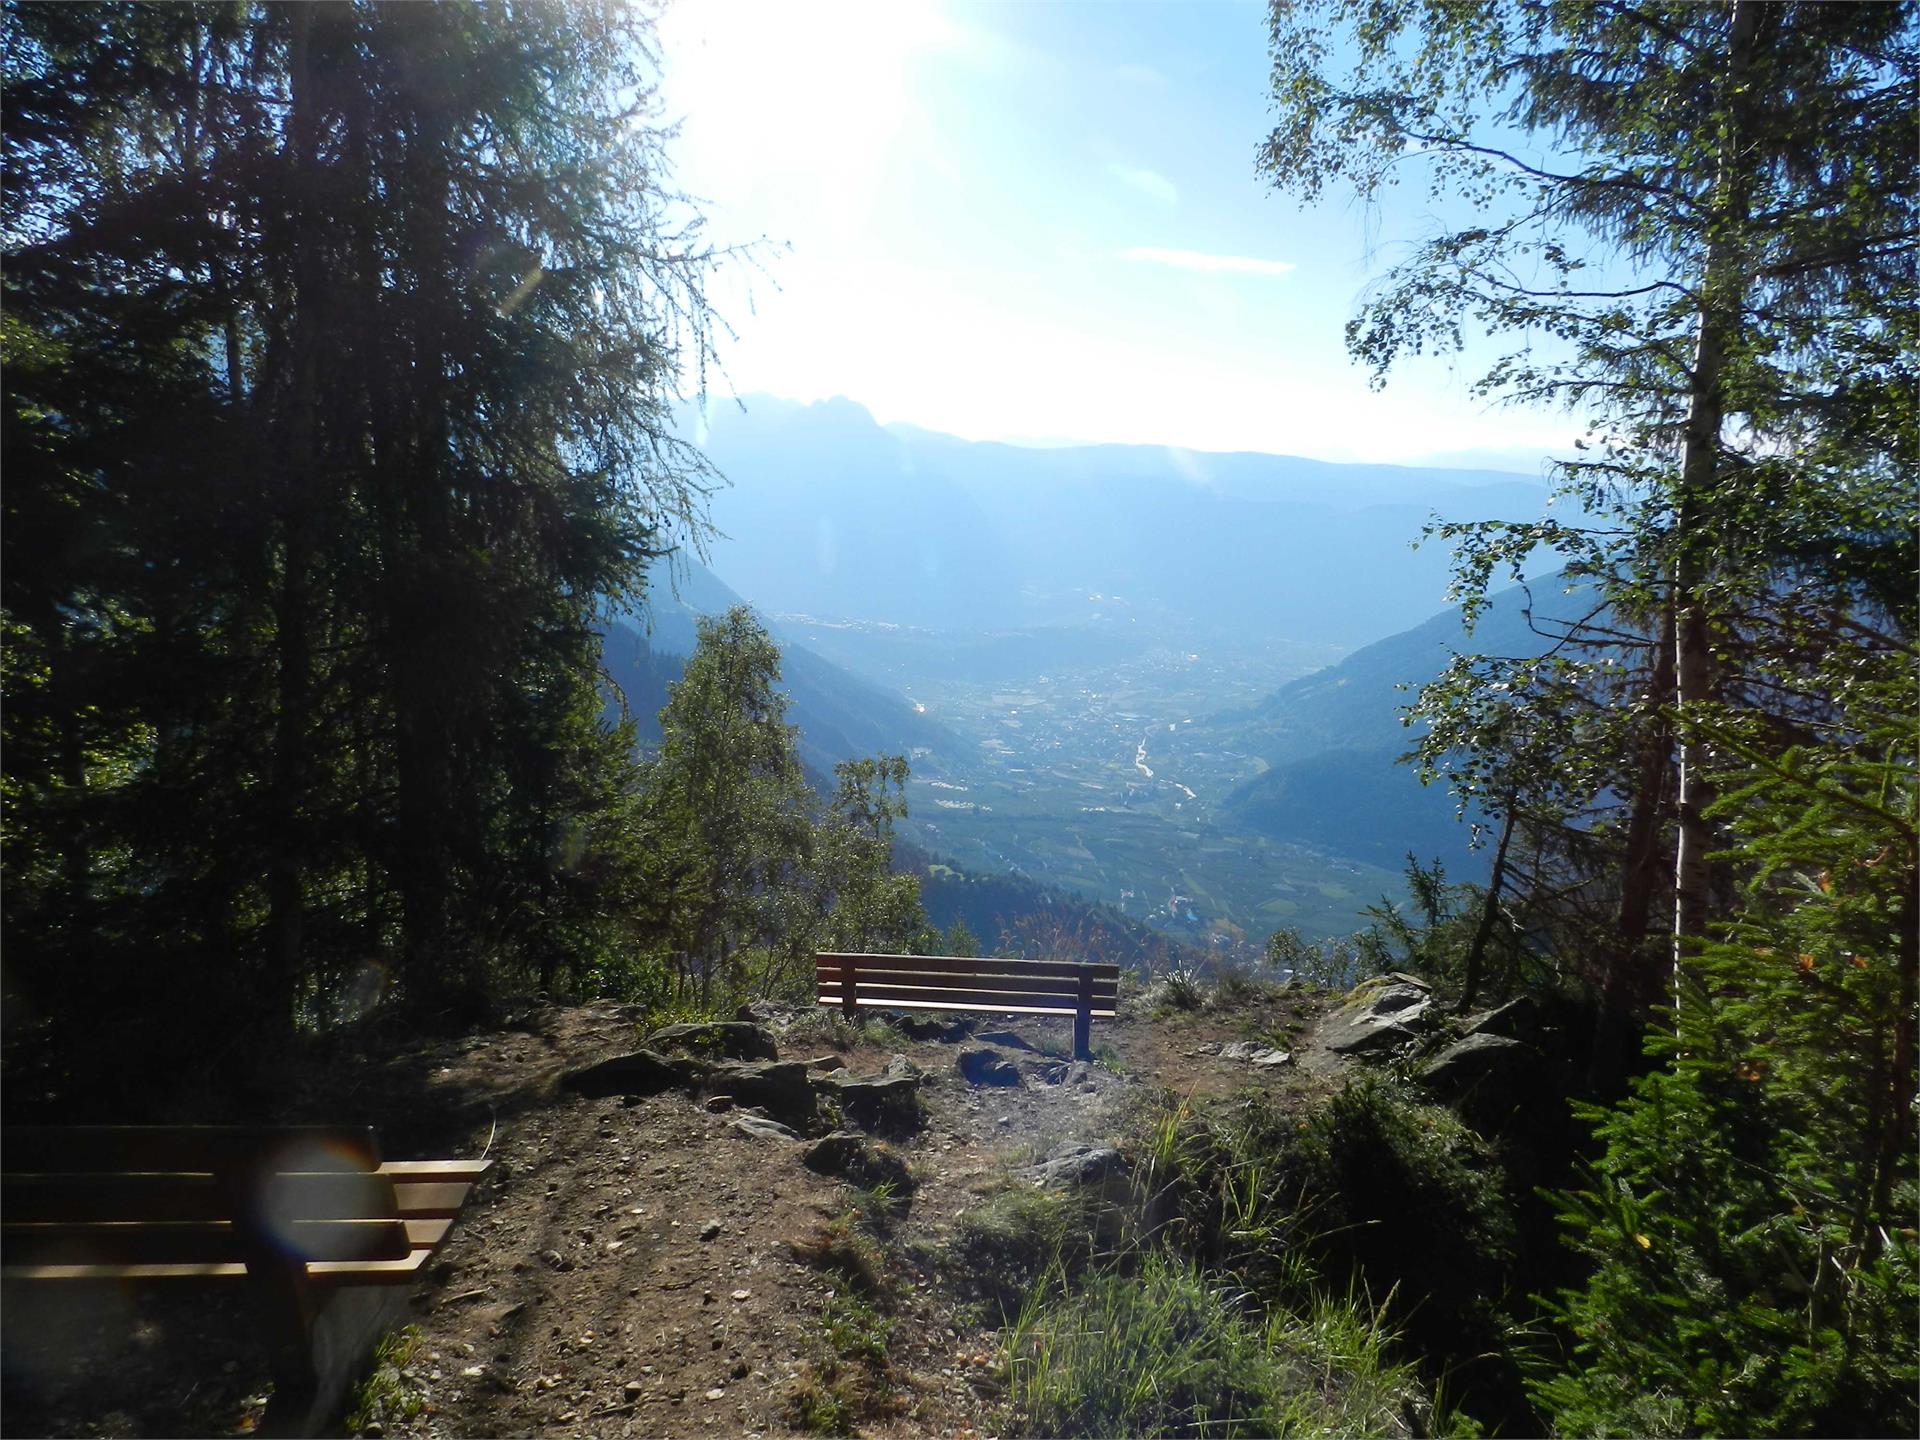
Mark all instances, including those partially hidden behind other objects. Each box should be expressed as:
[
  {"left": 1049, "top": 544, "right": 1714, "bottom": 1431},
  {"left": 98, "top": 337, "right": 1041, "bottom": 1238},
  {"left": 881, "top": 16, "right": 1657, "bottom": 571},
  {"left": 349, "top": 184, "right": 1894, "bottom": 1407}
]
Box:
[
  {"left": 263, "top": 3, "right": 322, "bottom": 1039},
  {"left": 1457, "top": 805, "right": 1516, "bottom": 1014},
  {"left": 1672, "top": 0, "right": 1763, "bottom": 986}
]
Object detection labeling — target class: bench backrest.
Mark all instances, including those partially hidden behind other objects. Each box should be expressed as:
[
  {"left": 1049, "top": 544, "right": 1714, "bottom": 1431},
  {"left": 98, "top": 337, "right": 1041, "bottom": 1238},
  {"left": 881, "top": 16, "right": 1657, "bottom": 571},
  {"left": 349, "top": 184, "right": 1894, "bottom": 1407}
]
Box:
[
  {"left": 3, "top": 1126, "right": 414, "bottom": 1272},
  {"left": 815, "top": 952, "right": 1120, "bottom": 1017}
]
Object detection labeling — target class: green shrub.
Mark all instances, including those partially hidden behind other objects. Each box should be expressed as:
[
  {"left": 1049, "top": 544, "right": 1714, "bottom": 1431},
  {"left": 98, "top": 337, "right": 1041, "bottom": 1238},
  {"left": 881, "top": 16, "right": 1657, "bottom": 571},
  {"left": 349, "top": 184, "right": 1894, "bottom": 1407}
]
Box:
[
  {"left": 948, "top": 1185, "right": 1111, "bottom": 1320},
  {"left": 1005, "top": 1252, "right": 1418, "bottom": 1438}
]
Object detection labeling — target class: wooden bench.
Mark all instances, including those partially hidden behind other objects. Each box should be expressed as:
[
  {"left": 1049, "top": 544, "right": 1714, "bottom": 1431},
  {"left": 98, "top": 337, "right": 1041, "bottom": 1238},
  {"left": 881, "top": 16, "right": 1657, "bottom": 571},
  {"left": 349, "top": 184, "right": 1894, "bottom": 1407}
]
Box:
[
  {"left": 816, "top": 952, "right": 1120, "bottom": 1060},
  {"left": 2, "top": 1125, "right": 491, "bottom": 1434}
]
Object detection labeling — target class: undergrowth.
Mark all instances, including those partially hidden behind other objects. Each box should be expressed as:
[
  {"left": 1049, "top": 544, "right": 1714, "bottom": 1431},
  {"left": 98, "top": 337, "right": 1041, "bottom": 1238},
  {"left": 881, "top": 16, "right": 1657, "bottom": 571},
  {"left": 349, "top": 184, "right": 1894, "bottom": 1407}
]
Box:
[{"left": 345, "top": 1325, "right": 427, "bottom": 1436}]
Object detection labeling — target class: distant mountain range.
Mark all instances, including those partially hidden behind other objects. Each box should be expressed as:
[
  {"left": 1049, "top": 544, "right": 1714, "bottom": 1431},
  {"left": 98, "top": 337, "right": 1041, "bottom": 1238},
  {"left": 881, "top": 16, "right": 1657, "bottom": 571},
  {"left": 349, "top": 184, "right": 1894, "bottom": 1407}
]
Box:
[{"left": 687, "top": 394, "right": 1559, "bottom": 648}]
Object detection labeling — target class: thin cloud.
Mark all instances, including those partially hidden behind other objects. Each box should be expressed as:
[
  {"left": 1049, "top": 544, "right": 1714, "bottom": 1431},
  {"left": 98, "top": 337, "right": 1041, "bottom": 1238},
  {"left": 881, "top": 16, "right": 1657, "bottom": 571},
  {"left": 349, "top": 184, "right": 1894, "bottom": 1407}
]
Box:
[
  {"left": 1123, "top": 246, "right": 1297, "bottom": 276},
  {"left": 1110, "top": 164, "right": 1178, "bottom": 205}
]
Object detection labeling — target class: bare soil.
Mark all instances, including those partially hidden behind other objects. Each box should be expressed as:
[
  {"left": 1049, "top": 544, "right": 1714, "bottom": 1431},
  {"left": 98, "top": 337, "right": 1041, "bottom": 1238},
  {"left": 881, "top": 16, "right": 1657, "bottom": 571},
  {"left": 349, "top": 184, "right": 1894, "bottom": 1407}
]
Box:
[{"left": 2, "top": 984, "right": 1345, "bottom": 1439}]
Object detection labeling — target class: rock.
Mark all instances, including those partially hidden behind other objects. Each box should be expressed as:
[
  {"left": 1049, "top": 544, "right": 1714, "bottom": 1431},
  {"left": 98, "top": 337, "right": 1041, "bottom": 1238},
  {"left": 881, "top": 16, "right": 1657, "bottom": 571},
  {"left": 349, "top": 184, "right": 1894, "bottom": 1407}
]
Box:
[
  {"left": 1382, "top": 971, "right": 1433, "bottom": 991},
  {"left": 1195, "top": 1041, "right": 1222, "bottom": 1056},
  {"left": 894, "top": 1012, "right": 976, "bottom": 1042},
  {"left": 974, "top": 1029, "right": 1040, "bottom": 1053},
  {"left": 812, "top": 1066, "right": 923, "bottom": 1133},
  {"left": 1418, "top": 1032, "right": 1534, "bottom": 1091},
  {"left": 1326, "top": 1002, "right": 1432, "bottom": 1055},
  {"left": 562, "top": 1049, "right": 710, "bottom": 1098},
  {"left": 704, "top": 1060, "right": 819, "bottom": 1128},
  {"left": 624, "top": 1380, "right": 644, "bottom": 1400},
  {"left": 728, "top": 1114, "right": 800, "bottom": 1142},
  {"left": 698, "top": 1219, "right": 722, "bottom": 1242},
  {"left": 704, "top": 1094, "right": 735, "bottom": 1113},
  {"left": 806, "top": 1054, "right": 847, "bottom": 1072},
  {"left": 1068, "top": 1061, "right": 1093, "bottom": 1086},
  {"left": 737, "top": 999, "right": 799, "bottom": 1026},
  {"left": 539, "top": 1248, "right": 569, "bottom": 1271},
  {"left": 1462, "top": 996, "right": 1542, "bottom": 1042},
  {"left": 1026, "top": 1143, "right": 1127, "bottom": 1188},
  {"left": 883, "top": 1053, "right": 925, "bottom": 1082},
  {"left": 646, "top": 1021, "right": 779, "bottom": 1062},
  {"left": 1218, "top": 1041, "right": 1292, "bottom": 1068},
  {"left": 1346, "top": 980, "right": 1431, "bottom": 1017},
  {"left": 958, "top": 1047, "right": 1022, "bottom": 1086},
  {"left": 1028, "top": 1058, "right": 1071, "bottom": 1085},
  {"left": 803, "top": 1131, "right": 915, "bottom": 1205}
]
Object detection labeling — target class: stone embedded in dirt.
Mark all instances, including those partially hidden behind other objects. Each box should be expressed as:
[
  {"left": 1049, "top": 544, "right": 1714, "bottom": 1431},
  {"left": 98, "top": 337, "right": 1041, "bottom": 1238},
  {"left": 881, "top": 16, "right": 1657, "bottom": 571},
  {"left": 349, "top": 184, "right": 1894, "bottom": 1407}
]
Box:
[
  {"left": 812, "top": 1066, "right": 923, "bottom": 1133},
  {"left": 1218, "top": 1041, "right": 1292, "bottom": 1068},
  {"left": 1026, "top": 1143, "right": 1128, "bottom": 1188},
  {"left": 806, "top": 1054, "right": 847, "bottom": 1072},
  {"left": 561, "top": 1048, "right": 710, "bottom": 1098},
  {"left": 894, "top": 1012, "right": 977, "bottom": 1042},
  {"left": 702, "top": 1059, "right": 819, "bottom": 1128},
  {"left": 646, "top": 1020, "right": 780, "bottom": 1062},
  {"left": 539, "top": 1248, "right": 570, "bottom": 1271},
  {"left": 1195, "top": 1041, "right": 1223, "bottom": 1056},
  {"left": 883, "top": 1053, "right": 925, "bottom": 1082},
  {"left": 957, "top": 1047, "right": 1022, "bottom": 1086},
  {"left": 704, "top": 1095, "right": 735, "bottom": 1113},
  {"left": 1417, "top": 1032, "right": 1535, "bottom": 1092},
  {"left": 1462, "top": 995, "right": 1542, "bottom": 1042},
  {"left": 727, "top": 1114, "right": 800, "bottom": 1142},
  {"left": 698, "top": 1219, "right": 722, "bottom": 1241},
  {"left": 1327, "top": 1002, "right": 1433, "bottom": 1056},
  {"left": 973, "top": 1028, "right": 1041, "bottom": 1053},
  {"left": 802, "top": 1130, "right": 914, "bottom": 1206}
]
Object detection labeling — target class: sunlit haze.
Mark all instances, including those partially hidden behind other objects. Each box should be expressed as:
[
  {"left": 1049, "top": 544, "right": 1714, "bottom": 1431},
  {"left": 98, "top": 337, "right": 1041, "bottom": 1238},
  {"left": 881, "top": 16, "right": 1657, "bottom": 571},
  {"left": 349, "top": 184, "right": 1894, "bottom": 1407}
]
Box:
[{"left": 658, "top": 0, "right": 1580, "bottom": 472}]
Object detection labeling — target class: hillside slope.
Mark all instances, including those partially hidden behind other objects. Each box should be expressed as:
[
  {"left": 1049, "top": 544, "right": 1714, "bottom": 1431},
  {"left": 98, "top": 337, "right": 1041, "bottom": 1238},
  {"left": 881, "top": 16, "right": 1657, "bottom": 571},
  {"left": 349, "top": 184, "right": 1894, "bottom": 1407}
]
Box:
[{"left": 1209, "top": 575, "right": 1603, "bottom": 870}]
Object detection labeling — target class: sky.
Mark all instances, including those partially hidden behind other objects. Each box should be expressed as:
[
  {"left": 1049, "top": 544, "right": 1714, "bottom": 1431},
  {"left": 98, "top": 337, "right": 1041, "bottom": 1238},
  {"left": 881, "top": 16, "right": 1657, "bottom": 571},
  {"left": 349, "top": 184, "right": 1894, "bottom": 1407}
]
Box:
[{"left": 656, "top": 0, "right": 1585, "bottom": 474}]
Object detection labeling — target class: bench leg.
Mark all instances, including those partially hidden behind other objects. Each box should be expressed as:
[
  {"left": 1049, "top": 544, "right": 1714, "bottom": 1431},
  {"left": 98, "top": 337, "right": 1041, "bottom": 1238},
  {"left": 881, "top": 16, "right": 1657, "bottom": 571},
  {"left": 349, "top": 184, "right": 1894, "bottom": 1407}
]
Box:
[{"left": 1074, "top": 972, "right": 1094, "bottom": 1061}]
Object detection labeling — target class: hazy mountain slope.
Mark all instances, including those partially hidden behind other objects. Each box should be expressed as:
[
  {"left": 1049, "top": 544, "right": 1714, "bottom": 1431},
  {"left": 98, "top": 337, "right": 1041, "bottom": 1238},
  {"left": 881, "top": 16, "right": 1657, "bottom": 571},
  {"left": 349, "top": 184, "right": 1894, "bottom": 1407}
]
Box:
[
  {"left": 1215, "top": 576, "right": 1601, "bottom": 868},
  {"left": 689, "top": 396, "right": 1559, "bottom": 647},
  {"left": 601, "top": 560, "right": 954, "bottom": 777}
]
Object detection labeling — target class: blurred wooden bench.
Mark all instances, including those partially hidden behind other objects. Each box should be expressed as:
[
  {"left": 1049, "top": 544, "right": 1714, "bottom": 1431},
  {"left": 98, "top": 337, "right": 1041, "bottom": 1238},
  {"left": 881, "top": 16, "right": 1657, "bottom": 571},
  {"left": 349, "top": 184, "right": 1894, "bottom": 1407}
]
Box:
[
  {"left": 816, "top": 952, "right": 1120, "bottom": 1059},
  {"left": 2, "top": 1125, "right": 491, "bottom": 1434}
]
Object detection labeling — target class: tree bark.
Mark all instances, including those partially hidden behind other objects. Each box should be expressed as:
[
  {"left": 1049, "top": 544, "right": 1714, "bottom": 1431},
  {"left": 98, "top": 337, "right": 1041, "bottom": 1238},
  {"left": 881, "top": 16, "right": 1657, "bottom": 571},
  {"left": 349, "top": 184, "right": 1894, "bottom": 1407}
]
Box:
[
  {"left": 1458, "top": 805, "right": 1516, "bottom": 1014},
  {"left": 1672, "top": 0, "right": 1762, "bottom": 986}
]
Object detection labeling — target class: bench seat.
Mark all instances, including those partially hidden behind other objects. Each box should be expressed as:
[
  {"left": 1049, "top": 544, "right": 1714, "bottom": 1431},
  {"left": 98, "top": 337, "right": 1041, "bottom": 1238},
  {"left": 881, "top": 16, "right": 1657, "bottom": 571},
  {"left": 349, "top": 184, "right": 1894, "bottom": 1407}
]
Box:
[{"left": 816, "top": 951, "right": 1121, "bottom": 1057}]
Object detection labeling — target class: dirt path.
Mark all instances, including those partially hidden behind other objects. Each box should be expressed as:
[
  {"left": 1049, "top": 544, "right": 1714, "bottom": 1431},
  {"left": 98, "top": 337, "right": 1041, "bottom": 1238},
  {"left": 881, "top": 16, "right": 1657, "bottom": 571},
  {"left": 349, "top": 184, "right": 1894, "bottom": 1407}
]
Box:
[{"left": 3, "top": 985, "right": 1338, "bottom": 1438}]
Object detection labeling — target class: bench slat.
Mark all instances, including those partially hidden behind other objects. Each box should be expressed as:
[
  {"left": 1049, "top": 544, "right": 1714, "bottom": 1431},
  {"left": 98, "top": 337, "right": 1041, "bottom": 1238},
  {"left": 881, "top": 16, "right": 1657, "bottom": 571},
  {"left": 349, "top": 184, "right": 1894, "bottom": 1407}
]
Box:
[
  {"left": 818, "top": 968, "right": 1118, "bottom": 1000},
  {"left": 5, "top": 1248, "right": 434, "bottom": 1286},
  {"left": 392, "top": 1182, "right": 473, "bottom": 1218},
  {"left": 379, "top": 1159, "right": 494, "bottom": 1184},
  {"left": 817, "top": 953, "right": 1118, "bottom": 982},
  {"left": 819, "top": 980, "right": 1115, "bottom": 1010},
  {"left": 814, "top": 996, "right": 1118, "bottom": 1019},
  {"left": 4, "top": 1126, "right": 383, "bottom": 1175},
  {"left": 2, "top": 1218, "right": 413, "bottom": 1265},
  {"left": 2, "top": 1170, "right": 405, "bottom": 1223}
]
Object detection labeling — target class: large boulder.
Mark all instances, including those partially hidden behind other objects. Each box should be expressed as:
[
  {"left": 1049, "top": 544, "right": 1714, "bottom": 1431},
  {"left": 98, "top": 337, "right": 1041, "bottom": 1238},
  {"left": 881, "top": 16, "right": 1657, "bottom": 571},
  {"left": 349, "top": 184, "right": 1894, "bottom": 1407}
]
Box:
[
  {"left": 1025, "top": 1143, "right": 1127, "bottom": 1188},
  {"left": 813, "top": 1057, "right": 924, "bottom": 1133},
  {"left": 702, "top": 1060, "right": 818, "bottom": 1128},
  {"left": 803, "top": 1131, "right": 915, "bottom": 1209},
  {"left": 958, "top": 1047, "right": 1022, "bottom": 1086},
  {"left": 646, "top": 1020, "right": 779, "bottom": 1062},
  {"left": 1417, "top": 1032, "right": 1535, "bottom": 1093},
  {"left": 1326, "top": 977, "right": 1439, "bottom": 1056},
  {"left": 561, "top": 1049, "right": 711, "bottom": 1098},
  {"left": 1461, "top": 996, "right": 1542, "bottom": 1043}
]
